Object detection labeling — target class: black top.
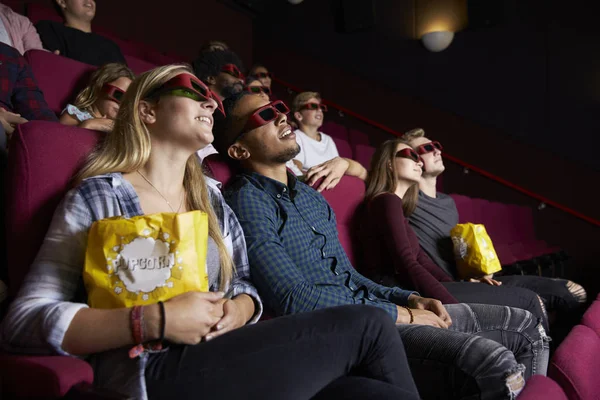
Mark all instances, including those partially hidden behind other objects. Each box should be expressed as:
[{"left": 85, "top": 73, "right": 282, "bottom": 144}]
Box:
[{"left": 35, "top": 20, "right": 126, "bottom": 66}]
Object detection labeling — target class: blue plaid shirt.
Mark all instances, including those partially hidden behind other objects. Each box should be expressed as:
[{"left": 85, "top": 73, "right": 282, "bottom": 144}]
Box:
[{"left": 225, "top": 171, "right": 416, "bottom": 321}]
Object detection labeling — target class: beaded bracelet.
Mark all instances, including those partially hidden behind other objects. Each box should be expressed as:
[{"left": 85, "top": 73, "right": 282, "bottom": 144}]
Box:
[
  {"left": 129, "top": 306, "right": 145, "bottom": 359},
  {"left": 402, "top": 306, "right": 414, "bottom": 324}
]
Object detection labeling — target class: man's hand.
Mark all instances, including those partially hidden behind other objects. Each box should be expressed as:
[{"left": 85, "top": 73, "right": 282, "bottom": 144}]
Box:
[
  {"left": 407, "top": 294, "right": 452, "bottom": 327},
  {"left": 305, "top": 157, "right": 349, "bottom": 192},
  {"left": 0, "top": 108, "right": 28, "bottom": 136}
]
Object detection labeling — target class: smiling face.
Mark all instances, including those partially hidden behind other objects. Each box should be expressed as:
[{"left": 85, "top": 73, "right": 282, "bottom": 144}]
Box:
[
  {"left": 393, "top": 143, "right": 423, "bottom": 184},
  {"left": 295, "top": 97, "right": 324, "bottom": 129},
  {"left": 142, "top": 73, "right": 219, "bottom": 151},
  {"left": 410, "top": 136, "right": 445, "bottom": 177},
  {"left": 95, "top": 76, "right": 132, "bottom": 119},
  {"left": 228, "top": 95, "right": 299, "bottom": 165}
]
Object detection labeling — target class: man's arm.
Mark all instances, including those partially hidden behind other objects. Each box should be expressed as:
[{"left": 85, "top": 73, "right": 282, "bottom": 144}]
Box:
[
  {"left": 226, "top": 184, "right": 399, "bottom": 320},
  {"left": 12, "top": 55, "right": 57, "bottom": 121},
  {"left": 19, "top": 14, "right": 45, "bottom": 52}
]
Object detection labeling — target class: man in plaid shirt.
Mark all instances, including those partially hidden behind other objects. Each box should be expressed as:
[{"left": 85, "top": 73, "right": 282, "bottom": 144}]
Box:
[
  {"left": 0, "top": 41, "right": 57, "bottom": 142},
  {"left": 214, "top": 91, "right": 550, "bottom": 398}
]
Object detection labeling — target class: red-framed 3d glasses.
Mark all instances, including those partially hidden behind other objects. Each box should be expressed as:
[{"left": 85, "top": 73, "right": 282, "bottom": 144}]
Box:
[
  {"left": 103, "top": 84, "right": 126, "bottom": 103},
  {"left": 244, "top": 85, "right": 272, "bottom": 96},
  {"left": 300, "top": 103, "right": 328, "bottom": 112},
  {"left": 221, "top": 63, "right": 245, "bottom": 81},
  {"left": 395, "top": 148, "right": 422, "bottom": 163},
  {"left": 242, "top": 100, "right": 289, "bottom": 133},
  {"left": 146, "top": 73, "right": 225, "bottom": 117},
  {"left": 415, "top": 141, "right": 443, "bottom": 155},
  {"left": 253, "top": 71, "right": 272, "bottom": 79}
]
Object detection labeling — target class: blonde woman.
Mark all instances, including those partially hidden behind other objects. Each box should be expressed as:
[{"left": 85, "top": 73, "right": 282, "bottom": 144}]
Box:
[
  {"left": 59, "top": 63, "right": 134, "bottom": 132},
  {"left": 0, "top": 65, "right": 419, "bottom": 400}
]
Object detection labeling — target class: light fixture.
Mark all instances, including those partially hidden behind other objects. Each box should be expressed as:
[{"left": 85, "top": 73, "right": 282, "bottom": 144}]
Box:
[
  {"left": 421, "top": 31, "right": 454, "bottom": 52},
  {"left": 287, "top": 0, "right": 304, "bottom": 4}
]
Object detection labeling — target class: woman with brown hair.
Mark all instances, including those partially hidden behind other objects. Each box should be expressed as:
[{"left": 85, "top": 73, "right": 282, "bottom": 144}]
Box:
[
  {"left": 362, "top": 138, "right": 550, "bottom": 331},
  {"left": 59, "top": 63, "right": 134, "bottom": 132}
]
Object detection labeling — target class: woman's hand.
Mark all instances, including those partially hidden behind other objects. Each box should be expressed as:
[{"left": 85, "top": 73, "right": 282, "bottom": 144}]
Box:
[
  {"left": 160, "top": 291, "right": 225, "bottom": 345},
  {"left": 305, "top": 157, "right": 349, "bottom": 192},
  {"left": 80, "top": 117, "right": 114, "bottom": 132},
  {"left": 468, "top": 275, "right": 502, "bottom": 286},
  {"left": 205, "top": 294, "right": 255, "bottom": 341}
]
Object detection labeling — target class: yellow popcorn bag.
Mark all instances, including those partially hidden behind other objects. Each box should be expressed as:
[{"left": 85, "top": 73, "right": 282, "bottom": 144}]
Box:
[
  {"left": 450, "top": 223, "right": 502, "bottom": 279},
  {"left": 84, "top": 211, "right": 209, "bottom": 309}
]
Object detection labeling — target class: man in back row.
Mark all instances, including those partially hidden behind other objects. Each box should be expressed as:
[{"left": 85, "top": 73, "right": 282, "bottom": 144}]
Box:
[
  {"left": 212, "top": 91, "right": 549, "bottom": 399},
  {"left": 36, "top": 0, "right": 125, "bottom": 66}
]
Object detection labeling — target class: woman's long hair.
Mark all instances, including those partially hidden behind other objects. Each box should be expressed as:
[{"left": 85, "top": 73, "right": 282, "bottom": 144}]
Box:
[
  {"left": 75, "top": 64, "right": 235, "bottom": 290},
  {"left": 73, "top": 63, "right": 135, "bottom": 116},
  {"left": 364, "top": 138, "right": 419, "bottom": 217}
]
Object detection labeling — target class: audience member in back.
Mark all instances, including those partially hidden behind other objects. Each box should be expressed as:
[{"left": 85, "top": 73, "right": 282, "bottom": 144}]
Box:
[
  {"left": 0, "top": 2, "right": 44, "bottom": 54},
  {"left": 291, "top": 91, "right": 367, "bottom": 191},
  {"left": 192, "top": 49, "right": 245, "bottom": 101},
  {"left": 198, "top": 40, "right": 228, "bottom": 54},
  {"left": 0, "top": 64, "right": 421, "bottom": 400},
  {"left": 36, "top": 0, "right": 126, "bottom": 66},
  {"left": 245, "top": 77, "right": 271, "bottom": 99},
  {"left": 402, "top": 128, "right": 587, "bottom": 320},
  {"left": 362, "top": 137, "right": 549, "bottom": 331},
  {"left": 214, "top": 91, "right": 550, "bottom": 399},
  {"left": 59, "top": 63, "right": 133, "bottom": 132},
  {"left": 248, "top": 64, "right": 272, "bottom": 91},
  {"left": 0, "top": 41, "right": 57, "bottom": 143}
]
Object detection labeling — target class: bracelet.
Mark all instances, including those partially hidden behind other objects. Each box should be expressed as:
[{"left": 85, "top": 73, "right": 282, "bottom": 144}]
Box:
[
  {"left": 157, "top": 301, "right": 166, "bottom": 342},
  {"left": 129, "top": 306, "right": 145, "bottom": 359},
  {"left": 131, "top": 306, "right": 145, "bottom": 344},
  {"left": 402, "top": 306, "right": 414, "bottom": 324}
]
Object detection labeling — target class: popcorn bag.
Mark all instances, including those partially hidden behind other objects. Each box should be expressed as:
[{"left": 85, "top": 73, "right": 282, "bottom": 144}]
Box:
[
  {"left": 84, "top": 211, "right": 209, "bottom": 309},
  {"left": 450, "top": 223, "right": 502, "bottom": 279}
]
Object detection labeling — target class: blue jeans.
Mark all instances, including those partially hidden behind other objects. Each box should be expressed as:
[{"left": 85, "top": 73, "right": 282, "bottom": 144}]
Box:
[{"left": 398, "top": 303, "right": 550, "bottom": 400}]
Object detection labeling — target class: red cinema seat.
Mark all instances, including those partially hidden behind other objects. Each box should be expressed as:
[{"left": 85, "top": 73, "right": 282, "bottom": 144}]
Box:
[
  {"left": 549, "top": 324, "right": 600, "bottom": 400},
  {"left": 2, "top": 121, "right": 103, "bottom": 398},
  {"left": 25, "top": 49, "right": 95, "bottom": 115}
]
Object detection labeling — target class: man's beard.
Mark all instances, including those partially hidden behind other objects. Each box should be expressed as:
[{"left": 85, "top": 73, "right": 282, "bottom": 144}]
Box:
[
  {"left": 271, "top": 143, "right": 301, "bottom": 164},
  {"left": 221, "top": 82, "right": 244, "bottom": 99}
]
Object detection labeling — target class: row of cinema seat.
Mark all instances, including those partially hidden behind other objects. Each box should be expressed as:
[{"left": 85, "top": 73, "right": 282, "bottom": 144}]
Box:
[{"left": 2, "top": 121, "right": 599, "bottom": 399}]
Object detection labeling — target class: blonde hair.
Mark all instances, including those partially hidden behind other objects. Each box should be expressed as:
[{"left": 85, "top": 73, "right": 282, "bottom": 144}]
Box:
[
  {"left": 75, "top": 64, "right": 235, "bottom": 290},
  {"left": 291, "top": 91, "right": 321, "bottom": 114},
  {"left": 401, "top": 128, "right": 426, "bottom": 145},
  {"left": 73, "top": 63, "right": 135, "bottom": 116},
  {"left": 365, "top": 138, "right": 419, "bottom": 216}
]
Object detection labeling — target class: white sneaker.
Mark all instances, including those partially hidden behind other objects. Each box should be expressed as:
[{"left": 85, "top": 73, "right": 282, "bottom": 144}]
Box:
[{"left": 0, "top": 280, "right": 7, "bottom": 304}]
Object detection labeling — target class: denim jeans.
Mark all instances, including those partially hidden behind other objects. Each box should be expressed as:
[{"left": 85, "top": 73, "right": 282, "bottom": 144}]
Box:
[
  {"left": 398, "top": 303, "right": 550, "bottom": 400},
  {"left": 495, "top": 275, "right": 586, "bottom": 312}
]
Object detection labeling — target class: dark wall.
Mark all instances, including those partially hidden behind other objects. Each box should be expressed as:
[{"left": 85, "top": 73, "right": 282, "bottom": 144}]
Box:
[{"left": 254, "top": 0, "right": 600, "bottom": 171}]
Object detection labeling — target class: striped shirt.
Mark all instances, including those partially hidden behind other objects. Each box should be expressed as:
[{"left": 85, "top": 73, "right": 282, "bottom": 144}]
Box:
[{"left": 0, "top": 172, "right": 261, "bottom": 399}]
